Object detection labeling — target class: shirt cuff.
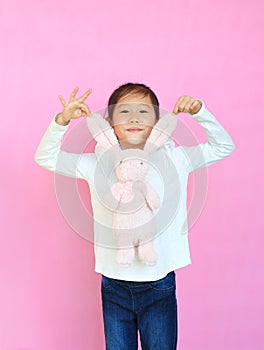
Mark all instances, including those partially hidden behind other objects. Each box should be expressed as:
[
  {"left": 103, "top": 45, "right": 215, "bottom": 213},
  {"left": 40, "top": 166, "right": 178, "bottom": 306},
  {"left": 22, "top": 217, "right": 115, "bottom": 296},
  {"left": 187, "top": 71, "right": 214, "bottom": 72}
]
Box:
[{"left": 51, "top": 113, "right": 71, "bottom": 130}]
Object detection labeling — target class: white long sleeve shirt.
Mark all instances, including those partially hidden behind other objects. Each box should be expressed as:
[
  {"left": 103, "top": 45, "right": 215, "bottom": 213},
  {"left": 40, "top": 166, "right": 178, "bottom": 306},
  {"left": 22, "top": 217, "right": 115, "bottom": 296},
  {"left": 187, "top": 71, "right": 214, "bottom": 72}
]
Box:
[{"left": 34, "top": 102, "right": 235, "bottom": 281}]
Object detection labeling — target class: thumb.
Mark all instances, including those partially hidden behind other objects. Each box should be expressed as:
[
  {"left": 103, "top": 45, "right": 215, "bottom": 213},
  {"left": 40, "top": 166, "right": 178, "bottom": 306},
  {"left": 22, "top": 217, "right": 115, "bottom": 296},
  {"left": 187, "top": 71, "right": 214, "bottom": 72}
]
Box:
[
  {"left": 172, "top": 105, "right": 179, "bottom": 115},
  {"left": 172, "top": 101, "right": 180, "bottom": 115}
]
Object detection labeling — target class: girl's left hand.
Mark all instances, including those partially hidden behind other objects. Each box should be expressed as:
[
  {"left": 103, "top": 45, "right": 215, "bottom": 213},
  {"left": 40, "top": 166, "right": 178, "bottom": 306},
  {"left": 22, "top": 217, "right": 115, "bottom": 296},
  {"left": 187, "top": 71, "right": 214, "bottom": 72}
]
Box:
[{"left": 173, "top": 96, "right": 202, "bottom": 115}]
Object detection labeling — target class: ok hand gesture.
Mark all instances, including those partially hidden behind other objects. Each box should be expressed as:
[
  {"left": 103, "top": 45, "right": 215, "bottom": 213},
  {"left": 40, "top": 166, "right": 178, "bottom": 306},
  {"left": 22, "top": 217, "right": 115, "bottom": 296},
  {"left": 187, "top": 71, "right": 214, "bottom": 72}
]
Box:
[{"left": 56, "top": 87, "right": 92, "bottom": 125}]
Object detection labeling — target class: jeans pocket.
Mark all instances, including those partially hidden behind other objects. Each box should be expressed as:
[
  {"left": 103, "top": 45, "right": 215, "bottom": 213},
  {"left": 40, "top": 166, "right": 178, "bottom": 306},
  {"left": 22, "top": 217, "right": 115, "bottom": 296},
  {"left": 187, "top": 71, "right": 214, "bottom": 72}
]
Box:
[
  {"left": 150, "top": 271, "right": 175, "bottom": 291},
  {"left": 101, "top": 275, "right": 113, "bottom": 290}
]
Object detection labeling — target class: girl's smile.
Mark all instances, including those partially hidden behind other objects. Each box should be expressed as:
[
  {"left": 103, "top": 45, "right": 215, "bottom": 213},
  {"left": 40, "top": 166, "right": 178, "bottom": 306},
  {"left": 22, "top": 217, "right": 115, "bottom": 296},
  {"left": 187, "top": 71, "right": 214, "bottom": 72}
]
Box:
[{"left": 126, "top": 127, "right": 143, "bottom": 133}]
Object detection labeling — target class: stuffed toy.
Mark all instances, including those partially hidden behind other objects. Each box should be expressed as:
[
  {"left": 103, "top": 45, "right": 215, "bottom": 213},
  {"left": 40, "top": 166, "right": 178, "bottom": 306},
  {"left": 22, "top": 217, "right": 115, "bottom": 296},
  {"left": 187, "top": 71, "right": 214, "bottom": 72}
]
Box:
[{"left": 86, "top": 112, "right": 177, "bottom": 267}]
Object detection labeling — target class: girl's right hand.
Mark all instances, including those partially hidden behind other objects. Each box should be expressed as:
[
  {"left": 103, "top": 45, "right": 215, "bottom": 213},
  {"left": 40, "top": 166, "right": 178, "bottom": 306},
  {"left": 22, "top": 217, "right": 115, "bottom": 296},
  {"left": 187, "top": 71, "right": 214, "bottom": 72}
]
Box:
[{"left": 56, "top": 87, "right": 92, "bottom": 125}]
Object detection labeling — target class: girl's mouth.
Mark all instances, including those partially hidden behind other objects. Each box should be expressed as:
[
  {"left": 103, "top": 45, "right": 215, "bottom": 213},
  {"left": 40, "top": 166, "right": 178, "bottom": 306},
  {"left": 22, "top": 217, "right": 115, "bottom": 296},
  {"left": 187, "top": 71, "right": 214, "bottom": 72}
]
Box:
[{"left": 127, "top": 128, "right": 143, "bottom": 133}]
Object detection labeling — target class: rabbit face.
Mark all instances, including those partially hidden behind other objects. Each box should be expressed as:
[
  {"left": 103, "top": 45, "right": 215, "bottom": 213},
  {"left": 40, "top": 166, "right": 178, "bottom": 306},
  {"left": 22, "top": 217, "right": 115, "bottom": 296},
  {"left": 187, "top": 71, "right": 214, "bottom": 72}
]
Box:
[{"left": 114, "top": 150, "right": 149, "bottom": 182}]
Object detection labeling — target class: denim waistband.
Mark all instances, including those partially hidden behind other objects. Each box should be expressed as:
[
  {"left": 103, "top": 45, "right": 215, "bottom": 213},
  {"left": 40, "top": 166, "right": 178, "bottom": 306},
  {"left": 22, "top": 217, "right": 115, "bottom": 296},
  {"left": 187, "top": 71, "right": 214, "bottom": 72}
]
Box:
[{"left": 102, "top": 271, "right": 175, "bottom": 286}]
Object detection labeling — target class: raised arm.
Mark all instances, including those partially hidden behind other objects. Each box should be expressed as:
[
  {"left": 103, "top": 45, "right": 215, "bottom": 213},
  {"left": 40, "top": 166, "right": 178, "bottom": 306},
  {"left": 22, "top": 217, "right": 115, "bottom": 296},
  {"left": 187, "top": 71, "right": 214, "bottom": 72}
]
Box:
[
  {"left": 34, "top": 87, "right": 96, "bottom": 180},
  {"left": 172, "top": 96, "right": 235, "bottom": 172}
]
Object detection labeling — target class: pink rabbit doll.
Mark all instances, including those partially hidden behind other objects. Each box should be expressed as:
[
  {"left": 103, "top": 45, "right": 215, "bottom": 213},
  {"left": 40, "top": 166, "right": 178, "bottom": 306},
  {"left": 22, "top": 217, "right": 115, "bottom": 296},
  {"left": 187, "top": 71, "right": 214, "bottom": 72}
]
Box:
[{"left": 86, "top": 112, "right": 177, "bottom": 267}]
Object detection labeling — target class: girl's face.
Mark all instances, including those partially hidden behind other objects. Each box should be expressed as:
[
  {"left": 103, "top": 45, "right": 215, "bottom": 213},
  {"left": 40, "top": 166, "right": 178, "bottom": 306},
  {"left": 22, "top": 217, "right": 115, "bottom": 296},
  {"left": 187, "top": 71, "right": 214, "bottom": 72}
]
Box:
[{"left": 110, "top": 93, "right": 157, "bottom": 149}]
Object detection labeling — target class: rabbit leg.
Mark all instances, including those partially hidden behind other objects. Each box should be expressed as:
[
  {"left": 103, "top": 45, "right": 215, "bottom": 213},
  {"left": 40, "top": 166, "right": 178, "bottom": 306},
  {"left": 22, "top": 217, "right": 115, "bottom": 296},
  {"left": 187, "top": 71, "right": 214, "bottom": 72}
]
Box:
[
  {"left": 115, "top": 233, "right": 135, "bottom": 267},
  {"left": 116, "top": 248, "right": 135, "bottom": 267},
  {"left": 138, "top": 240, "right": 158, "bottom": 266}
]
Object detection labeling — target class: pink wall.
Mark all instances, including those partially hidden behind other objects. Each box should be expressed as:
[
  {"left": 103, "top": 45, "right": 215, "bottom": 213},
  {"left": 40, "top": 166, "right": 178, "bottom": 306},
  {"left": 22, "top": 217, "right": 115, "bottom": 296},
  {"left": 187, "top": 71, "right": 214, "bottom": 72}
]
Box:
[{"left": 0, "top": 0, "right": 263, "bottom": 349}]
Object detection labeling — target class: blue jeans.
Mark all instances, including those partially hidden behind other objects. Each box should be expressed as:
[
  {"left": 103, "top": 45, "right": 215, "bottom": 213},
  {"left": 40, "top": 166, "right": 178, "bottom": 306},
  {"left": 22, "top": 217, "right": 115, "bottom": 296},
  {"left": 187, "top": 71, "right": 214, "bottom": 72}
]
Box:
[{"left": 101, "top": 271, "right": 177, "bottom": 350}]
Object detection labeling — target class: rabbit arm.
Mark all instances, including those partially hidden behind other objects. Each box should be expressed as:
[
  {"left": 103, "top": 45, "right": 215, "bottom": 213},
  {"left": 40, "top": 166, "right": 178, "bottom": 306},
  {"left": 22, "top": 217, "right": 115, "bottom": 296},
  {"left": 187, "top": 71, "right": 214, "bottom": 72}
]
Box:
[
  {"left": 111, "top": 182, "right": 126, "bottom": 201},
  {"left": 103, "top": 183, "right": 123, "bottom": 211},
  {"left": 145, "top": 183, "right": 160, "bottom": 211},
  {"left": 104, "top": 190, "right": 119, "bottom": 211}
]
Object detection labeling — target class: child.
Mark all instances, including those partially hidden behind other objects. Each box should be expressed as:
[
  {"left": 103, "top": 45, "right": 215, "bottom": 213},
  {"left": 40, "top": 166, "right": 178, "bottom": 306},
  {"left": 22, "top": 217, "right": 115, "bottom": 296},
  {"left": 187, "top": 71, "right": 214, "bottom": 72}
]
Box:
[{"left": 34, "top": 83, "right": 235, "bottom": 349}]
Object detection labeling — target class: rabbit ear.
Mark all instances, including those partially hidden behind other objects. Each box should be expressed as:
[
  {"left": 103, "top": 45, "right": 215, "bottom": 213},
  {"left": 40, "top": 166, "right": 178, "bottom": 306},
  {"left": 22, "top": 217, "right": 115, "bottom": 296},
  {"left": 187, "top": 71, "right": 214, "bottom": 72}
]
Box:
[
  {"left": 86, "top": 113, "right": 119, "bottom": 150},
  {"left": 144, "top": 113, "right": 178, "bottom": 153}
]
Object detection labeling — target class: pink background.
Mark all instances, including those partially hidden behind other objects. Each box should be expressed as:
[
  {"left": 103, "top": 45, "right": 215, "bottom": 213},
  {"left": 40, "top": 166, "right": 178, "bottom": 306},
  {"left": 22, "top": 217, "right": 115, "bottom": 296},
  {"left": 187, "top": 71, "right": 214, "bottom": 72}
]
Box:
[{"left": 0, "top": 0, "right": 263, "bottom": 349}]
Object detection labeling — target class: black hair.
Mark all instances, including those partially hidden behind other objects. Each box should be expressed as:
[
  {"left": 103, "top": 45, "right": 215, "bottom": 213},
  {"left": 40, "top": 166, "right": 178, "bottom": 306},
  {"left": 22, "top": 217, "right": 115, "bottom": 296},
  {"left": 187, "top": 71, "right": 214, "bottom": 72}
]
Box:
[{"left": 107, "top": 82, "right": 160, "bottom": 120}]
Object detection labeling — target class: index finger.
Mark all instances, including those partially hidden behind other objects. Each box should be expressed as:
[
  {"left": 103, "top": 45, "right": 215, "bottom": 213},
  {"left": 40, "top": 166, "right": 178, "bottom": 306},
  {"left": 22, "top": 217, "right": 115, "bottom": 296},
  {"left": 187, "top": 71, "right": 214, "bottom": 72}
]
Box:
[
  {"left": 78, "top": 88, "right": 92, "bottom": 102},
  {"left": 69, "top": 86, "right": 79, "bottom": 102}
]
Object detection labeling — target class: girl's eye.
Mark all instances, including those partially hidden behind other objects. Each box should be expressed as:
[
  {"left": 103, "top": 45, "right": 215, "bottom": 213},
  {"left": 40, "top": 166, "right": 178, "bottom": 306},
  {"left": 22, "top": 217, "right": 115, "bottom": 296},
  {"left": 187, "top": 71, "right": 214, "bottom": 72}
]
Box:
[
  {"left": 121, "top": 110, "right": 129, "bottom": 114},
  {"left": 140, "top": 162, "right": 143, "bottom": 165},
  {"left": 120, "top": 160, "right": 123, "bottom": 164},
  {"left": 140, "top": 110, "right": 148, "bottom": 113}
]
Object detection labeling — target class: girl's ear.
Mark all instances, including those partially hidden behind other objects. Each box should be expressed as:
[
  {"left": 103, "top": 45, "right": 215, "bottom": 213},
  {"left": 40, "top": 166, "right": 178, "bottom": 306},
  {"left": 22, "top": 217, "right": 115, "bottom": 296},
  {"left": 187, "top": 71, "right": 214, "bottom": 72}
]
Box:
[
  {"left": 86, "top": 113, "right": 119, "bottom": 150},
  {"left": 144, "top": 113, "right": 178, "bottom": 153}
]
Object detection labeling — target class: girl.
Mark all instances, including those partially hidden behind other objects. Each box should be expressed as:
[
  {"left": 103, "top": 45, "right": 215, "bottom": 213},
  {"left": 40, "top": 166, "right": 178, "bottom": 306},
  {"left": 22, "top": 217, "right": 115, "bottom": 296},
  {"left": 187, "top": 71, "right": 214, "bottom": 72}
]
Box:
[{"left": 35, "top": 83, "right": 235, "bottom": 349}]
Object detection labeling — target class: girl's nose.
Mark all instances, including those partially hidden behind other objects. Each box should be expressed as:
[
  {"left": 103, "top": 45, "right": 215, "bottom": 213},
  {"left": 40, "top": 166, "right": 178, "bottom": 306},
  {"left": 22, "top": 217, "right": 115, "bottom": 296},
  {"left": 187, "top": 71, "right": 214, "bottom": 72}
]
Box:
[{"left": 128, "top": 113, "right": 139, "bottom": 124}]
